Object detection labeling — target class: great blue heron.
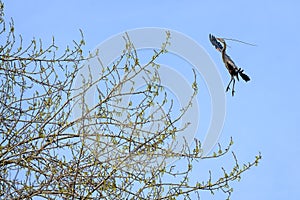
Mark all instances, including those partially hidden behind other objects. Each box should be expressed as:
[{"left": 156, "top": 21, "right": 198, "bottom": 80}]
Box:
[{"left": 209, "top": 34, "right": 250, "bottom": 96}]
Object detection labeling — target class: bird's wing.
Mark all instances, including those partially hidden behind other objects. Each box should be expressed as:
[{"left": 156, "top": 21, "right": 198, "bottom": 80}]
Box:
[
  {"left": 209, "top": 34, "right": 237, "bottom": 67},
  {"left": 209, "top": 34, "right": 223, "bottom": 52}
]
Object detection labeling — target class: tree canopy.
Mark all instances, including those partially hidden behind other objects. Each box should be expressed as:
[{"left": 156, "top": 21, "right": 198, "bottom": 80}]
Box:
[{"left": 0, "top": 2, "right": 261, "bottom": 199}]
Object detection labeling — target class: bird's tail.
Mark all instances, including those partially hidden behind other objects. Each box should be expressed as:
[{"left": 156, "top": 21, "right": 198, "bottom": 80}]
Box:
[{"left": 238, "top": 70, "right": 250, "bottom": 82}]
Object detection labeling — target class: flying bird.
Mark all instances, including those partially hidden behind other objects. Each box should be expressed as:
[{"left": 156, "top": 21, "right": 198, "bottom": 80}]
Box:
[{"left": 209, "top": 34, "right": 250, "bottom": 96}]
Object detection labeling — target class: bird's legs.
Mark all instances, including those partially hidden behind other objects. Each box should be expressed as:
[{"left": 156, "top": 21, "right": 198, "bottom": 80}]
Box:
[
  {"left": 226, "top": 77, "right": 233, "bottom": 92},
  {"left": 231, "top": 78, "right": 236, "bottom": 96},
  {"left": 226, "top": 76, "right": 236, "bottom": 96}
]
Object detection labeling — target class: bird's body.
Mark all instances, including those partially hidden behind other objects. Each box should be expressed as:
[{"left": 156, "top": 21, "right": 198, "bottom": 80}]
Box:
[{"left": 209, "top": 34, "right": 250, "bottom": 96}]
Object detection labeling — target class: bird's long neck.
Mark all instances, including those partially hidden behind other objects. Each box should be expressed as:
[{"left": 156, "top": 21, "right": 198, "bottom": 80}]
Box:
[{"left": 221, "top": 41, "right": 227, "bottom": 60}]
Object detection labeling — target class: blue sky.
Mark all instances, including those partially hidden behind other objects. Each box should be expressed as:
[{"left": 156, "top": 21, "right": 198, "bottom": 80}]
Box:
[{"left": 4, "top": 0, "right": 300, "bottom": 199}]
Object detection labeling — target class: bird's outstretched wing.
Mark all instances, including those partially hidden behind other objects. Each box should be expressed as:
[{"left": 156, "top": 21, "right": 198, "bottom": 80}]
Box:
[
  {"left": 209, "top": 34, "right": 236, "bottom": 66},
  {"left": 209, "top": 34, "right": 237, "bottom": 68},
  {"left": 209, "top": 34, "right": 223, "bottom": 52}
]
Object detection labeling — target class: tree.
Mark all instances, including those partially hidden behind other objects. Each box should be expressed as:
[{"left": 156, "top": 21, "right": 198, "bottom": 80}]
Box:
[{"left": 0, "top": 2, "right": 261, "bottom": 199}]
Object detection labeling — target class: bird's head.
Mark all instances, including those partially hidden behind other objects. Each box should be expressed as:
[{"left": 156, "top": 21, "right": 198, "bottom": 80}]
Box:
[{"left": 216, "top": 38, "right": 225, "bottom": 44}]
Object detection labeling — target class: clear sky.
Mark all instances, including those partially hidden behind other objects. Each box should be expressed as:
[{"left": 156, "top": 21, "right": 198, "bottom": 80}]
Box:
[{"left": 4, "top": 0, "right": 300, "bottom": 199}]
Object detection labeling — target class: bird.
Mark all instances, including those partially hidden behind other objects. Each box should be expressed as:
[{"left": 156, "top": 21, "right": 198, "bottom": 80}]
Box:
[{"left": 209, "top": 34, "right": 250, "bottom": 96}]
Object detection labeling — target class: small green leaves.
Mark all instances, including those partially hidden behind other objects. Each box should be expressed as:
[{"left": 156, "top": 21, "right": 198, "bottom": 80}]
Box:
[
  {"left": 0, "top": 10, "right": 261, "bottom": 199},
  {"left": 192, "top": 81, "right": 198, "bottom": 91}
]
